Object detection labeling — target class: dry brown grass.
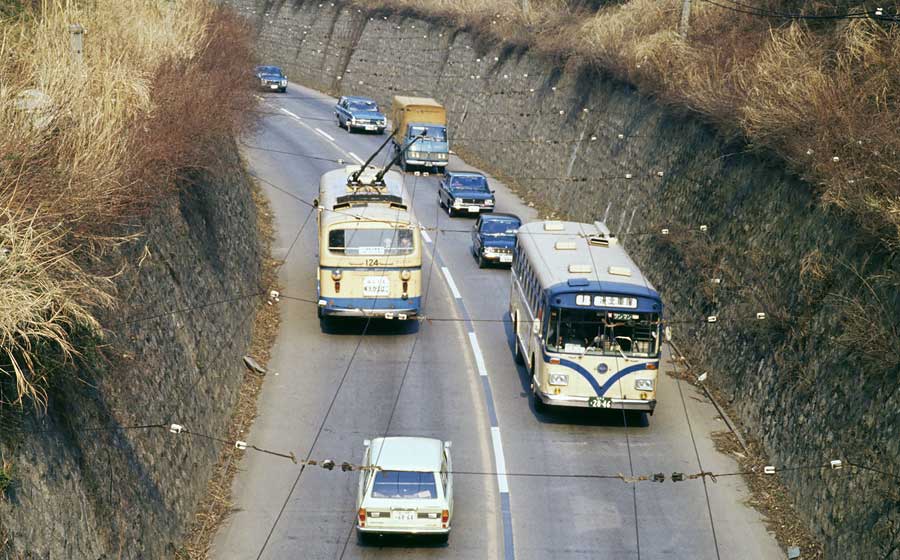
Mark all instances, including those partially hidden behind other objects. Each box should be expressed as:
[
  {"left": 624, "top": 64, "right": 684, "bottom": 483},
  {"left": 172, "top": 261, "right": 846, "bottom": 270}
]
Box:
[{"left": 0, "top": 1, "right": 256, "bottom": 408}]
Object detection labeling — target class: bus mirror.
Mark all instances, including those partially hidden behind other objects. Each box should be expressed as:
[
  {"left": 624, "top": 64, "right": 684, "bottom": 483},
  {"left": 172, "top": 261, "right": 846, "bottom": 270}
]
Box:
[{"left": 532, "top": 322, "right": 541, "bottom": 335}]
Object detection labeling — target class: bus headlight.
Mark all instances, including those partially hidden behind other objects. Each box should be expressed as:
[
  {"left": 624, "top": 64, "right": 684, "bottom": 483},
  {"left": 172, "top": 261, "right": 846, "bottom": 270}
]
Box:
[
  {"left": 400, "top": 269, "right": 411, "bottom": 281},
  {"left": 331, "top": 269, "right": 343, "bottom": 281},
  {"left": 634, "top": 378, "right": 654, "bottom": 391},
  {"left": 549, "top": 373, "right": 569, "bottom": 386}
]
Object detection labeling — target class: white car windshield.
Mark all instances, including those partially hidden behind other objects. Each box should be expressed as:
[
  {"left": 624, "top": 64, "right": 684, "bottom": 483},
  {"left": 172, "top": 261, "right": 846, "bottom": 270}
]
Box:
[{"left": 371, "top": 471, "right": 437, "bottom": 499}]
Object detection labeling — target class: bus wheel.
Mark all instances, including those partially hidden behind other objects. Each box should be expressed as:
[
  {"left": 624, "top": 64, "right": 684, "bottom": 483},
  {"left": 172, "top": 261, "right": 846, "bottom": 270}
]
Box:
[
  {"left": 512, "top": 318, "right": 524, "bottom": 364},
  {"left": 531, "top": 364, "right": 548, "bottom": 413}
]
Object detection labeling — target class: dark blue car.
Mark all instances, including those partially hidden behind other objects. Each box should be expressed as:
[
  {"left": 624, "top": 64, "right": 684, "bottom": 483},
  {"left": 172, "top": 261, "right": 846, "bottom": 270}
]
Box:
[
  {"left": 334, "top": 96, "right": 386, "bottom": 134},
  {"left": 472, "top": 213, "right": 521, "bottom": 268},
  {"left": 438, "top": 172, "right": 495, "bottom": 217},
  {"left": 255, "top": 65, "right": 287, "bottom": 93}
]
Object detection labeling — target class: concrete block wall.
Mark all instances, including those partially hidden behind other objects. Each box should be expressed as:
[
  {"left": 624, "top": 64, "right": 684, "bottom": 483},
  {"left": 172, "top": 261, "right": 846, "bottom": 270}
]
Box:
[
  {"left": 0, "top": 141, "right": 263, "bottom": 559},
  {"left": 221, "top": 1, "right": 899, "bottom": 557}
]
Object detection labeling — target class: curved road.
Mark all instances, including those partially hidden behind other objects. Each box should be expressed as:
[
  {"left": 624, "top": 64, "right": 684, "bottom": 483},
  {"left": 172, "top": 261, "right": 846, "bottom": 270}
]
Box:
[{"left": 211, "top": 83, "right": 784, "bottom": 560}]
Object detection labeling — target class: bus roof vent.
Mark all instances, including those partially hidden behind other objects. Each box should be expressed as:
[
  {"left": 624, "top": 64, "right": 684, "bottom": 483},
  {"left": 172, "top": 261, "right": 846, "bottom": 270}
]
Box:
[
  {"left": 588, "top": 236, "right": 609, "bottom": 248},
  {"left": 568, "top": 264, "right": 592, "bottom": 274},
  {"left": 544, "top": 221, "right": 565, "bottom": 231},
  {"left": 554, "top": 241, "right": 577, "bottom": 250},
  {"left": 567, "top": 278, "right": 590, "bottom": 287},
  {"left": 608, "top": 266, "right": 632, "bottom": 277}
]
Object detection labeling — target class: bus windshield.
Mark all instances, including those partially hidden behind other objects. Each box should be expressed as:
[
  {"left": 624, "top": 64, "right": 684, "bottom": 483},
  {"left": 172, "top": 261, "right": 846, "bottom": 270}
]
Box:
[
  {"left": 328, "top": 228, "right": 414, "bottom": 256},
  {"left": 545, "top": 307, "right": 660, "bottom": 358}
]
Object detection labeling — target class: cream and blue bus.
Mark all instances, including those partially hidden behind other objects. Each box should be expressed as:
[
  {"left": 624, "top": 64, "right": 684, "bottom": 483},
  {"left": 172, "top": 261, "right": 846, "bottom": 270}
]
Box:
[
  {"left": 510, "top": 220, "right": 662, "bottom": 414},
  {"left": 316, "top": 165, "right": 422, "bottom": 321}
]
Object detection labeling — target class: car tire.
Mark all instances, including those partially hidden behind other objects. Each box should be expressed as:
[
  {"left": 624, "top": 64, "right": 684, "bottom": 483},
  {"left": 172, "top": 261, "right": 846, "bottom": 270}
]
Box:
[
  {"left": 435, "top": 533, "right": 449, "bottom": 545},
  {"left": 438, "top": 195, "right": 445, "bottom": 209},
  {"left": 279, "top": 87, "right": 286, "bottom": 93},
  {"left": 356, "top": 531, "right": 370, "bottom": 546},
  {"left": 447, "top": 206, "right": 455, "bottom": 218},
  {"left": 477, "top": 253, "right": 486, "bottom": 269}
]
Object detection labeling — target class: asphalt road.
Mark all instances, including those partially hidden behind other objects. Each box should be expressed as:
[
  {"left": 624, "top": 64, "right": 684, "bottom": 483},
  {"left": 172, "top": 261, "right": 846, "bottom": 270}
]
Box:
[{"left": 211, "top": 83, "right": 784, "bottom": 560}]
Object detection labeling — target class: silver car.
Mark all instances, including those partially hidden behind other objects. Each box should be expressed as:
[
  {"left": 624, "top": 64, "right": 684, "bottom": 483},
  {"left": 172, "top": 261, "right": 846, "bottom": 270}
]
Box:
[{"left": 356, "top": 436, "right": 453, "bottom": 544}]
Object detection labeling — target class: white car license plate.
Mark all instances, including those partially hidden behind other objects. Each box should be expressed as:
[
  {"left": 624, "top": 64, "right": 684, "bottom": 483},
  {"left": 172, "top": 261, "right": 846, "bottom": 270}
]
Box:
[
  {"left": 587, "top": 396, "right": 613, "bottom": 409},
  {"left": 363, "top": 276, "right": 390, "bottom": 297},
  {"left": 467, "top": 206, "right": 480, "bottom": 213},
  {"left": 365, "top": 125, "right": 377, "bottom": 131},
  {"left": 500, "top": 255, "right": 513, "bottom": 263},
  {"left": 391, "top": 510, "right": 416, "bottom": 522},
  {"left": 269, "top": 84, "right": 278, "bottom": 89}
]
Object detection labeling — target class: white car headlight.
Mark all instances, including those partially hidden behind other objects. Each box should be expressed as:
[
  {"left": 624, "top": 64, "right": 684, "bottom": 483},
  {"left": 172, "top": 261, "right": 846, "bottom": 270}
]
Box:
[
  {"left": 634, "top": 378, "right": 654, "bottom": 391},
  {"left": 484, "top": 246, "right": 497, "bottom": 254},
  {"left": 452, "top": 198, "right": 462, "bottom": 207},
  {"left": 549, "top": 372, "right": 569, "bottom": 386},
  {"left": 486, "top": 199, "right": 494, "bottom": 205}
]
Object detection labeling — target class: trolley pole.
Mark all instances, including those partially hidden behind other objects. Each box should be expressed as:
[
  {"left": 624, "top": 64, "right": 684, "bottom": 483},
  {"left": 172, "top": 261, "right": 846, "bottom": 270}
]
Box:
[{"left": 679, "top": 0, "right": 692, "bottom": 37}]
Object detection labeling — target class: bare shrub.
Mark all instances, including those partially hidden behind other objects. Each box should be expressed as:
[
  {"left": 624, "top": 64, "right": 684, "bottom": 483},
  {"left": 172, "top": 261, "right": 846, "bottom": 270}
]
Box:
[{"left": 0, "top": 1, "right": 256, "bottom": 408}]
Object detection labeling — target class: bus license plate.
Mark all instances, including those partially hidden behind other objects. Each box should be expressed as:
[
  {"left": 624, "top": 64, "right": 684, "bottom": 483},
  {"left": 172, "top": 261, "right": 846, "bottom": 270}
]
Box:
[
  {"left": 588, "top": 397, "right": 612, "bottom": 409},
  {"left": 467, "top": 206, "right": 480, "bottom": 213},
  {"left": 363, "top": 276, "right": 390, "bottom": 297},
  {"left": 391, "top": 511, "right": 416, "bottom": 522}
]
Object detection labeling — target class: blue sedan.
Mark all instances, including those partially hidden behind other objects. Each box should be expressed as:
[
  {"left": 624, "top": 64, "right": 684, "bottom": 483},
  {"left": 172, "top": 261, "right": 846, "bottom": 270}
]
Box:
[
  {"left": 438, "top": 172, "right": 495, "bottom": 217},
  {"left": 334, "top": 96, "right": 386, "bottom": 134},
  {"left": 472, "top": 213, "right": 521, "bottom": 268}
]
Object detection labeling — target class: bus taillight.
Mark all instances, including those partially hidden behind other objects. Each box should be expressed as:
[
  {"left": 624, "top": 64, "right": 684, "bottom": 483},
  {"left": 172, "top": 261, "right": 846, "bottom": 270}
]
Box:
[
  {"left": 334, "top": 281, "right": 341, "bottom": 293},
  {"left": 402, "top": 280, "right": 408, "bottom": 293}
]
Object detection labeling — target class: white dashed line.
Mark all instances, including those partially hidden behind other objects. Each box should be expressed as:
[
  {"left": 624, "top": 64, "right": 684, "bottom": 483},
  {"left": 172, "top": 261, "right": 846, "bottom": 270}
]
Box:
[
  {"left": 490, "top": 427, "right": 510, "bottom": 493},
  {"left": 421, "top": 229, "right": 432, "bottom": 244},
  {"left": 440, "top": 266, "right": 462, "bottom": 299},
  {"left": 468, "top": 332, "right": 489, "bottom": 377},
  {"left": 279, "top": 107, "right": 299, "bottom": 119},
  {"left": 348, "top": 151, "right": 364, "bottom": 164},
  {"left": 315, "top": 128, "right": 335, "bottom": 142}
]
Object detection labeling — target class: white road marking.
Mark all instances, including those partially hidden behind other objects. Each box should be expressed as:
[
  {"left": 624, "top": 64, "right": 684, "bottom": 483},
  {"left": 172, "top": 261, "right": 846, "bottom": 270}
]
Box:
[
  {"left": 279, "top": 107, "right": 299, "bottom": 119},
  {"left": 254, "top": 94, "right": 264, "bottom": 101},
  {"left": 490, "top": 427, "right": 510, "bottom": 493},
  {"left": 348, "top": 151, "right": 364, "bottom": 164},
  {"left": 421, "top": 229, "right": 432, "bottom": 244},
  {"left": 315, "top": 128, "right": 335, "bottom": 142},
  {"left": 440, "top": 266, "right": 462, "bottom": 299},
  {"left": 468, "top": 332, "right": 489, "bottom": 377}
]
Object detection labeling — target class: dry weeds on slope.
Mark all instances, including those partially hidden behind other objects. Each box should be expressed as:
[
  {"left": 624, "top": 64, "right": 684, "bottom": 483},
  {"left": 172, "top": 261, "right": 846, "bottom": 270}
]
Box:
[
  {"left": 0, "top": 1, "right": 255, "bottom": 409},
  {"left": 353, "top": 0, "right": 900, "bottom": 251}
]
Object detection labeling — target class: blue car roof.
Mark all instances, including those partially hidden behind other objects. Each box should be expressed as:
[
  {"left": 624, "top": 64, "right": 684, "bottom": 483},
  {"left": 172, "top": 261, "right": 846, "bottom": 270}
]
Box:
[
  {"left": 256, "top": 66, "right": 282, "bottom": 72},
  {"left": 447, "top": 171, "right": 486, "bottom": 179},
  {"left": 345, "top": 96, "right": 377, "bottom": 103},
  {"left": 481, "top": 213, "right": 520, "bottom": 222}
]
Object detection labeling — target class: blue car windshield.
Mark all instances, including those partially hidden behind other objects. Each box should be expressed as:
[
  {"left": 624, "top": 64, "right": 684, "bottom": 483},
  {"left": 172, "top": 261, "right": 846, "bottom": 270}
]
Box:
[
  {"left": 258, "top": 66, "right": 282, "bottom": 76},
  {"left": 371, "top": 471, "right": 437, "bottom": 499},
  {"left": 451, "top": 176, "right": 488, "bottom": 190},
  {"left": 481, "top": 219, "right": 519, "bottom": 235},
  {"left": 349, "top": 101, "right": 377, "bottom": 111},
  {"left": 409, "top": 125, "right": 447, "bottom": 142}
]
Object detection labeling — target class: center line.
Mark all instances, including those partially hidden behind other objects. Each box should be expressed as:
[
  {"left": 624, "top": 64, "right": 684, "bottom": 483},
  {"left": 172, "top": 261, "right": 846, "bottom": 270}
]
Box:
[
  {"left": 440, "top": 266, "right": 462, "bottom": 299},
  {"left": 279, "top": 107, "right": 299, "bottom": 119},
  {"left": 468, "top": 332, "right": 489, "bottom": 377},
  {"left": 490, "top": 427, "right": 510, "bottom": 493},
  {"left": 348, "top": 151, "right": 364, "bottom": 164},
  {"left": 315, "top": 128, "right": 335, "bottom": 142}
]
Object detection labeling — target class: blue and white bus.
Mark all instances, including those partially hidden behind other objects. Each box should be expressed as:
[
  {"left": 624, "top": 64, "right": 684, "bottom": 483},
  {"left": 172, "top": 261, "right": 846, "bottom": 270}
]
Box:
[{"left": 509, "top": 220, "right": 663, "bottom": 414}]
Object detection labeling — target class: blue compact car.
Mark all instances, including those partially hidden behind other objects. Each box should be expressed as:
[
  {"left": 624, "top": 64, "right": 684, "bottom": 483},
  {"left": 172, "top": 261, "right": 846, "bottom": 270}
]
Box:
[
  {"left": 438, "top": 172, "right": 495, "bottom": 217},
  {"left": 472, "top": 213, "right": 521, "bottom": 268},
  {"left": 334, "top": 96, "right": 386, "bottom": 134},
  {"left": 255, "top": 65, "right": 287, "bottom": 92}
]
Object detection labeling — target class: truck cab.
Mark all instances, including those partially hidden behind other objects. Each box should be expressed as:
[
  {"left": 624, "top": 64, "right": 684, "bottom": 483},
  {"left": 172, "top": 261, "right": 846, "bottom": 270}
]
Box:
[{"left": 389, "top": 96, "right": 450, "bottom": 172}]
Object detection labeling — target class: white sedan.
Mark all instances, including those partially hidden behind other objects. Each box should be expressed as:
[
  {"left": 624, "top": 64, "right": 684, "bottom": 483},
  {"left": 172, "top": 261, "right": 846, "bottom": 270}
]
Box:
[{"left": 356, "top": 436, "right": 454, "bottom": 544}]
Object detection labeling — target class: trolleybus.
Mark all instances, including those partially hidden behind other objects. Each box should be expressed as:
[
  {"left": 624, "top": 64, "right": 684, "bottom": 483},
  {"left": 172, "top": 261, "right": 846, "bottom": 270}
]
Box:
[
  {"left": 510, "top": 220, "right": 663, "bottom": 414},
  {"left": 316, "top": 165, "right": 422, "bottom": 321}
]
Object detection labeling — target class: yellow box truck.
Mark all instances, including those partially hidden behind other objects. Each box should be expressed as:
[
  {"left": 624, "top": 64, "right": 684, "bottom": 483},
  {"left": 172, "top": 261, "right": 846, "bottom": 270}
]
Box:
[{"left": 389, "top": 96, "right": 449, "bottom": 172}]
